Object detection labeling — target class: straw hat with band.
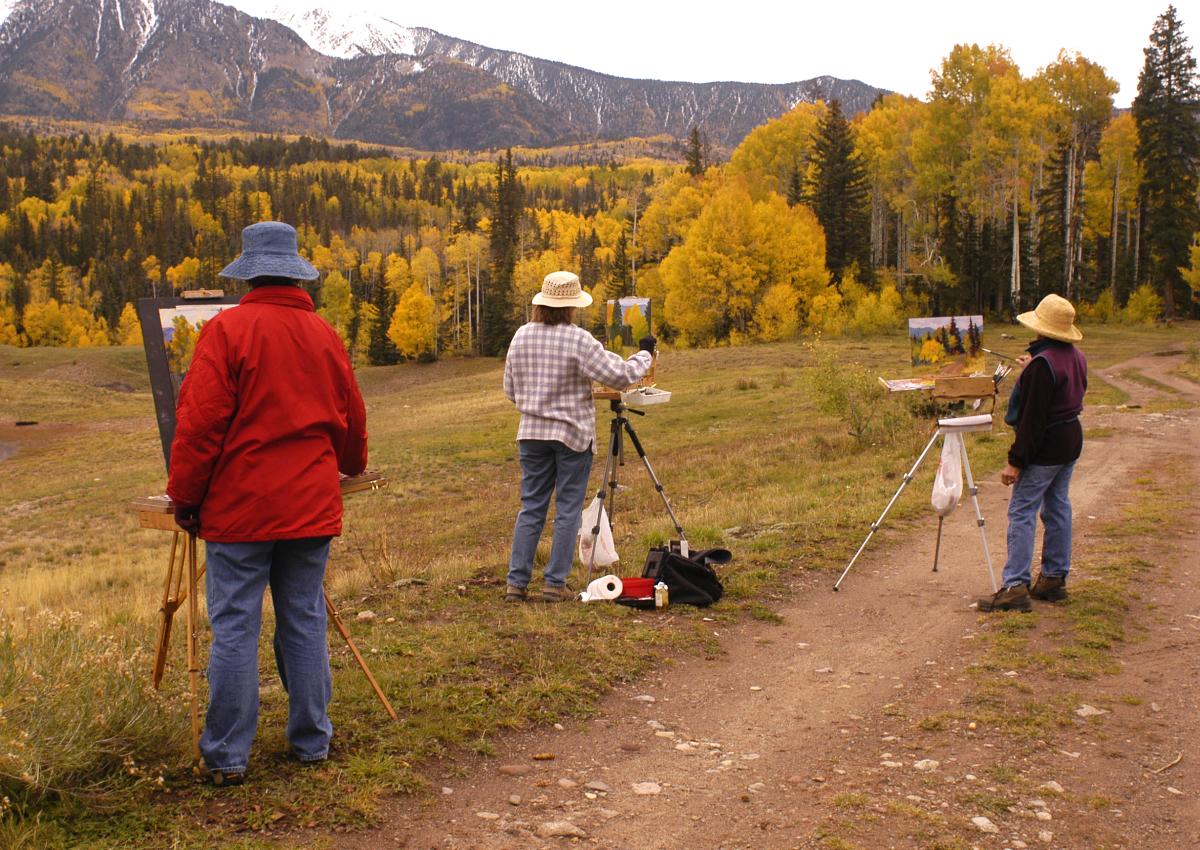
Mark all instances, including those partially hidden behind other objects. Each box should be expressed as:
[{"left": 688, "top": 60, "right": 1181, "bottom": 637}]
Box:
[
  {"left": 532, "top": 271, "right": 592, "bottom": 308},
  {"left": 219, "top": 221, "right": 320, "bottom": 282},
  {"left": 1016, "top": 294, "right": 1082, "bottom": 343}
]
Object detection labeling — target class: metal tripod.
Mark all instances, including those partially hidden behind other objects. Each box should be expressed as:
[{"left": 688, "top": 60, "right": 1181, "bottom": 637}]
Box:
[
  {"left": 585, "top": 398, "right": 688, "bottom": 582},
  {"left": 832, "top": 418, "right": 998, "bottom": 592}
]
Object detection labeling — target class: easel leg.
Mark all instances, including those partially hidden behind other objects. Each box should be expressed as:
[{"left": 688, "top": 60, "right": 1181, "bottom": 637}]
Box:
[
  {"left": 185, "top": 534, "right": 202, "bottom": 765},
  {"left": 960, "top": 439, "right": 999, "bottom": 592},
  {"left": 325, "top": 592, "right": 398, "bottom": 721},
  {"left": 932, "top": 517, "right": 944, "bottom": 572},
  {"left": 152, "top": 532, "right": 183, "bottom": 689},
  {"left": 834, "top": 429, "right": 942, "bottom": 591}
]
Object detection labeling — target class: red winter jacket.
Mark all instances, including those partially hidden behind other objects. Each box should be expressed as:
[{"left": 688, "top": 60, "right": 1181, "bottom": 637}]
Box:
[{"left": 166, "top": 285, "right": 368, "bottom": 542}]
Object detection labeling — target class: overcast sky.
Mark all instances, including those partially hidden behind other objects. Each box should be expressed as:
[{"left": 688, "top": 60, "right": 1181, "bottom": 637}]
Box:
[{"left": 230, "top": 1, "right": 1196, "bottom": 108}]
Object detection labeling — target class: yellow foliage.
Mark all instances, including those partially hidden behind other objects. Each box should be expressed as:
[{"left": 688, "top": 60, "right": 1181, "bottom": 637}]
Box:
[
  {"left": 660, "top": 180, "right": 826, "bottom": 346},
  {"left": 807, "top": 285, "right": 847, "bottom": 336},
  {"left": 0, "top": 305, "right": 24, "bottom": 346},
  {"left": 388, "top": 282, "right": 437, "bottom": 359},
  {"left": 919, "top": 337, "right": 946, "bottom": 364},
  {"left": 22, "top": 299, "right": 111, "bottom": 348},
  {"left": 384, "top": 253, "right": 412, "bottom": 295},
  {"left": 726, "top": 102, "right": 826, "bottom": 198},
  {"left": 353, "top": 301, "right": 379, "bottom": 368},
  {"left": 753, "top": 284, "right": 801, "bottom": 342},
  {"left": 166, "top": 257, "right": 202, "bottom": 292},
  {"left": 318, "top": 271, "right": 355, "bottom": 347},
  {"left": 116, "top": 303, "right": 143, "bottom": 346}
]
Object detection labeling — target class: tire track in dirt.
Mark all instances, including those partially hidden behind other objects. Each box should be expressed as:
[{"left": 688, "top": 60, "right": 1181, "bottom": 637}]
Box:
[{"left": 335, "top": 350, "right": 1200, "bottom": 850}]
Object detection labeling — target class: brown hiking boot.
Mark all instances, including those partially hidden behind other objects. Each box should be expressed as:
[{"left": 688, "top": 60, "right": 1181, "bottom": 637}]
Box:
[
  {"left": 1030, "top": 573, "right": 1068, "bottom": 602},
  {"left": 541, "top": 583, "right": 575, "bottom": 603},
  {"left": 977, "top": 584, "right": 1032, "bottom": 612},
  {"left": 504, "top": 584, "right": 527, "bottom": 603}
]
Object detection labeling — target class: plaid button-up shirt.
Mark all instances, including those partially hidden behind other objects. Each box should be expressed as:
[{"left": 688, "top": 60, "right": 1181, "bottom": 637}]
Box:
[{"left": 504, "top": 322, "right": 652, "bottom": 452}]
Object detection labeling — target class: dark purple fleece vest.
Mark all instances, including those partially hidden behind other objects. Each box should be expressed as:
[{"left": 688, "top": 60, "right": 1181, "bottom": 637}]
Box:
[{"left": 1034, "top": 342, "right": 1087, "bottom": 423}]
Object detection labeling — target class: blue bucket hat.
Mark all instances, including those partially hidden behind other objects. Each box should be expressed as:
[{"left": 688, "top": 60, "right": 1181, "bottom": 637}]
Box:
[{"left": 219, "top": 221, "right": 320, "bottom": 281}]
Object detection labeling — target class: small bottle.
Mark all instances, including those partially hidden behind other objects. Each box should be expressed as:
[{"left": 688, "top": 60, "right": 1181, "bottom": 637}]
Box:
[{"left": 654, "top": 581, "right": 669, "bottom": 610}]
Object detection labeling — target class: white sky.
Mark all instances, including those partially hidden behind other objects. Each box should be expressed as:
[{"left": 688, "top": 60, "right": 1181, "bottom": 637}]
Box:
[{"left": 228, "top": 0, "right": 1200, "bottom": 108}]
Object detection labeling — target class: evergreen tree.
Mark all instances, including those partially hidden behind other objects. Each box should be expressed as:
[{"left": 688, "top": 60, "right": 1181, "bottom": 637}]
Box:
[
  {"left": 483, "top": 149, "right": 520, "bottom": 356},
  {"left": 684, "top": 126, "right": 706, "bottom": 177},
  {"left": 1132, "top": 5, "right": 1200, "bottom": 317},
  {"left": 809, "top": 100, "right": 872, "bottom": 283}
]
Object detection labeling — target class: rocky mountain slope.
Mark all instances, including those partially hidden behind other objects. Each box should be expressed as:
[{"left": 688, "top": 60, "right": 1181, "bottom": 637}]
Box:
[{"left": 0, "top": 0, "right": 887, "bottom": 150}]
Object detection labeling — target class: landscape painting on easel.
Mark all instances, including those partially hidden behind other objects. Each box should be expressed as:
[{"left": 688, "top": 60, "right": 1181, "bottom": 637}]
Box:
[
  {"left": 605, "top": 297, "right": 651, "bottom": 351},
  {"left": 909, "top": 315, "right": 984, "bottom": 375},
  {"left": 137, "top": 296, "right": 241, "bottom": 467}
]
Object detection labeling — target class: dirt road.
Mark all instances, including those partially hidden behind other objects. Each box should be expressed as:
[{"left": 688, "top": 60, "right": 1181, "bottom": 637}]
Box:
[{"left": 344, "top": 348, "right": 1200, "bottom": 850}]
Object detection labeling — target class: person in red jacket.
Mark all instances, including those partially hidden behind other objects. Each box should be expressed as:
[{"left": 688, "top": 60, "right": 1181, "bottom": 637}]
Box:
[{"left": 167, "top": 221, "right": 368, "bottom": 786}]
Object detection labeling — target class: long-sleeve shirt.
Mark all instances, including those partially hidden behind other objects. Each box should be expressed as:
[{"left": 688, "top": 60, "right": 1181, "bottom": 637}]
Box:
[
  {"left": 504, "top": 322, "right": 652, "bottom": 452},
  {"left": 1007, "top": 355, "right": 1084, "bottom": 469}
]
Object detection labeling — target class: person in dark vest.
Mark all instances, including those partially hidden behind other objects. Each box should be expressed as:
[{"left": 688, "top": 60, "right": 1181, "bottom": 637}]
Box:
[
  {"left": 979, "top": 294, "right": 1086, "bottom": 612},
  {"left": 168, "top": 222, "right": 368, "bottom": 784}
]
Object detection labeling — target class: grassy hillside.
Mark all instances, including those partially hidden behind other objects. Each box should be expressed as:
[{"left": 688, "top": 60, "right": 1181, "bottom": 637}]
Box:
[{"left": 0, "top": 322, "right": 1192, "bottom": 848}]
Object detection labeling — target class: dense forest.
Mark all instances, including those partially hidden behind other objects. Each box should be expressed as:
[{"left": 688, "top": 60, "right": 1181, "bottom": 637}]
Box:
[{"left": 0, "top": 9, "right": 1196, "bottom": 360}]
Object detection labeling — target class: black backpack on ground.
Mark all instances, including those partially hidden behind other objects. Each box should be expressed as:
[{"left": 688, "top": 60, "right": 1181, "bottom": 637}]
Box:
[{"left": 641, "top": 546, "right": 730, "bottom": 607}]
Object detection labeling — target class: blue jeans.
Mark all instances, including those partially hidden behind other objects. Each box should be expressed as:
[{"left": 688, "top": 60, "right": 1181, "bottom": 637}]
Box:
[
  {"left": 1001, "top": 461, "right": 1076, "bottom": 588},
  {"left": 201, "top": 537, "right": 333, "bottom": 773},
  {"left": 507, "top": 440, "right": 593, "bottom": 588}
]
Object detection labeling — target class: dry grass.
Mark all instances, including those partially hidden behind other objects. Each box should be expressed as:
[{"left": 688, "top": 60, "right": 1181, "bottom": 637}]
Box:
[{"left": 0, "top": 320, "right": 1195, "bottom": 847}]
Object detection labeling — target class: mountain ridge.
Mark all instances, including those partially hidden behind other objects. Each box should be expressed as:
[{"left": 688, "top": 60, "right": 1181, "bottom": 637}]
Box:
[{"left": 0, "top": 0, "right": 888, "bottom": 151}]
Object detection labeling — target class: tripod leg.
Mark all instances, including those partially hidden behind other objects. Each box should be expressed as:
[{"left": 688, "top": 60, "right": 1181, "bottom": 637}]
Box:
[
  {"left": 621, "top": 420, "right": 688, "bottom": 554},
  {"left": 833, "top": 429, "right": 941, "bottom": 591},
  {"left": 960, "top": 438, "right": 998, "bottom": 592},
  {"left": 586, "top": 417, "right": 622, "bottom": 584},
  {"left": 326, "top": 592, "right": 398, "bottom": 721}
]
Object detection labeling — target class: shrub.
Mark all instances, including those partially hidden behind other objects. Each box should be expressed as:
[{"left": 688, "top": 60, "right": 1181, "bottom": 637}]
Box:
[
  {"left": 1123, "top": 284, "right": 1162, "bottom": 325},
  {"left": 807, "top": 345, "right": 915, "bottom": 446}
]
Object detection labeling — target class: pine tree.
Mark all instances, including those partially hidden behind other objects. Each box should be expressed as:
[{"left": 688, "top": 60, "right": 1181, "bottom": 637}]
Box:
[
  {"left": 684, "top": 126, "right": 706, "bottom": 177},
  {"left": 483, "top": 149, "right": 520, "bottom": 356},
  {"left": 809, "top": 100, "right": 872, "bottom": 284},
  {"left": 1132, "top": 5, "right": 1200, "bottom": 317}
]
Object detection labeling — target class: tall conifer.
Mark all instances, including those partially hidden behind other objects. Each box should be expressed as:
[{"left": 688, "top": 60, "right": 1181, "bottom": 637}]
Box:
[
  {"left": 1132, "top": 5, "right": 1200, "bottom": 317},
  {"left": 810, "top": 100, "right": 871, "bottom": 283}
]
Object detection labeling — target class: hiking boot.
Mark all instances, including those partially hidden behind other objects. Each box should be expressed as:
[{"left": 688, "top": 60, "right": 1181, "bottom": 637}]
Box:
[
  {"left": 504, "top": 584, "right": 528, "bottom": 603},
  {"left": 1030, "top": 573, "right": 1068, "bottom": 602},
  {"left": 977, "top": 584, "right": 1032, "bottom": 612},
  {"left": 541, "top": 583, "right": 575, "bottom": 603}
]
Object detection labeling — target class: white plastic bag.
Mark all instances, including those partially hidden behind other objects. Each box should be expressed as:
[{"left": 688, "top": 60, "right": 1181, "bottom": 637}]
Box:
[
  {"left": 930, "top": 432, "right": 963, "bottom": 518},
  {"left": 578, "top": 495, "right": 619, "bottom": 567}
]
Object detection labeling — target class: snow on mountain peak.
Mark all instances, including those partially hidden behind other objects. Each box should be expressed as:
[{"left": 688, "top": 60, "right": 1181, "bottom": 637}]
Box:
[{"left": 265, "top": 5, "right": 422, "bottom": 58}]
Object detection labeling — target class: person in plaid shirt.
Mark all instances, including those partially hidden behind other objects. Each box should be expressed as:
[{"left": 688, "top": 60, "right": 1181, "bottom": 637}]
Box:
[{"left": 503, "top": 271, "right": 655, "bottom": 602}]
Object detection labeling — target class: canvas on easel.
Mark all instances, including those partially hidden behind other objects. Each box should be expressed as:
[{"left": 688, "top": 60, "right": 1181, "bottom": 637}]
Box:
[{"left": 137, "top": 292, "right": 241, "bottom": 469}]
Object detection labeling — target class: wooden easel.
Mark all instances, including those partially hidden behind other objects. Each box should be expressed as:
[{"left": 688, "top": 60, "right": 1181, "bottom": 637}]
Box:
[{"left": 132, "top": 472, "right": 397, "bottom": 765}]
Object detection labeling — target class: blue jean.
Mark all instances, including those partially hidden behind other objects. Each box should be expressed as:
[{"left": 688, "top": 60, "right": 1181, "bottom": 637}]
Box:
[
  {"left": 201, "top": 537, "right": 333, "bottom": 773},
  {"left": 1001, "top": 461, "right": 1076, "bottom": 588},
  {"left": 507, "top": 440, "right": 593, "bottom": 588}
]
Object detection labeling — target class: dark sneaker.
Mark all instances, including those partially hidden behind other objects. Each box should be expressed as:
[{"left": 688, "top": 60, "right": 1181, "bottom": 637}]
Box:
[
  {"left": 978, "top": 584, "right": 1032, "bottom": 612},
  {"left": 504, "top": 584, "right": 528, "bottom": 603},
  {"left": 541, "top": 583, "right": 575, "bottom": 603},
  {"left": 1030, "top": 573, "right": 1068, "bottom": 602},
  {"left": 206, "top": 769, "right": 245, "bottom": 787}
]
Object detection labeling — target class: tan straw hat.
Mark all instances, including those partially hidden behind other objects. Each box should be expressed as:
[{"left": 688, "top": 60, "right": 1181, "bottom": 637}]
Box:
[
  {"left": 532, "top": 270, "right": 593, "bottom": 308},
  {"left": 1016, "top": 294, "right": 1082, "bottom": 343}
]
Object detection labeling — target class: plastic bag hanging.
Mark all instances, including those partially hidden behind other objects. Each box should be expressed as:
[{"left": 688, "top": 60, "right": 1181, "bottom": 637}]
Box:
[
  {"left": 930, "top": 432, "right": 963, "bottom": 517},
  {"left": 579, "top": 495, "right": 619, "bottom": 567}
]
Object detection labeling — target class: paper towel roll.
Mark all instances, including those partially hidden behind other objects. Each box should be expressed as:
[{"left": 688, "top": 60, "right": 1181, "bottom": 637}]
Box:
[{"left": 581, "top": 574, "right": 623, "bottom": 602}]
